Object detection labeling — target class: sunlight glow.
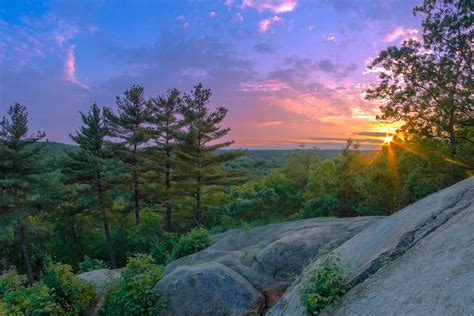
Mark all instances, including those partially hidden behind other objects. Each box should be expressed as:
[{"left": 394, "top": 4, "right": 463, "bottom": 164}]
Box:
[{"left": 381, "top": 134, "right": 394, "bottom": 144}]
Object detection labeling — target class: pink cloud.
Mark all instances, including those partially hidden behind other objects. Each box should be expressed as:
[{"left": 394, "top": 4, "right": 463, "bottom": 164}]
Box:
[
  {"left": 243, "top": 0, "right": 297, "bottom": 13},
  {"left": 64, "top": 45, "right": 89, "bottom": 89},
  {"left": 53, "top": 21, "right": 79, "bottom": 46},
  {"left": 259, "top": 120, "right": 285, "bottom": 127},
  {"left": 209, "top": 11, "right": 217, "bottom": 18},
  {"left": 259, "top": 16, "right": 283, "bottom": 33},
  {"left": 384, "top": 26, "right": 420, "bottom": 43}
]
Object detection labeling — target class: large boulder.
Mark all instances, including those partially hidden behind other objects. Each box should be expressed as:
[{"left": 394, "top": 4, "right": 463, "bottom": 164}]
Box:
[
  {"left": 269, "top": 177, "right": 474, "bottom": 315},
  {"left": 157, "top": 216, "right": 381, "bottom": 315},
  {"left": 77, "top": 269, "right": 121, "bottom": 296},
  {"left": 77, "top": 268, "right": 122, "bottom": 315},
  {"left": 327, "top": 192, "right": 474, "bottom": 315},
  {"left": 157, "top": 262, "right": 265, "bottom": 316}
]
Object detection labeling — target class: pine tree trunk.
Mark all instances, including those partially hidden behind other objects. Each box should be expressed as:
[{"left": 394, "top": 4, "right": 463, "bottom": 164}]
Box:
[
  {"left": 102, "top": 217, "right": 117, "bottom": 269},
  {"left": 98, "top": 173, "right": 117, "bottom": 269},
  {"left": 69, "top": 222, "right": 82, "bottom": 260},
  {"left": 449, "top": 130, "right": 456, "bottom": 155},
  {"left": 17, "top": 225, "right": 34, "bottom": 285},
  {"left": 164, "top": 158, "right": 172, "bottom": 232},
  {"left": 2, "top": 239, "right": 11, "bottom": 270},
  {"left": 134, "top": 173, "right": 141, "bottom": 225},
  {"left": 133, "top": 145, "right": 141, "bottom": 226},
  {"left": 195, "top": 175, "right": 201, "bottom": 227}
]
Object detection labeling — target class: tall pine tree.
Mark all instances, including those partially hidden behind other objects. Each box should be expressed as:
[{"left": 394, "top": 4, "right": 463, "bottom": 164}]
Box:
[
  {"left": 147, "top": 88, "right": 184, "bottom": 231},
  {"left": 63, "top": 103, "right": 117, "bottom": 268},
  {"left": 178, "top": 83, "right": 244, "bottom": 227},
  {"left": 104, "top": 85, "right": 151, "bottom": 225},
  {"left": 0, "top": 103, "right": 46, "bottom": 283}
]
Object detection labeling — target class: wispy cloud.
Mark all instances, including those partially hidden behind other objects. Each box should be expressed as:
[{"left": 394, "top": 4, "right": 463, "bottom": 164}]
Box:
[
  {"left": 259, "top": 16, "right": 283, "bottom": 33},
  {"left": 253, "top": 41, "right": 275, "bottom": 54},
  {"left": 53, "top": 21, "right": 79, "bottom": 46},
  {"left": 232, "top": 12, "right": 244, "bottom": 23},
  {"left": 176, "top": 15, "right": 190, "bottom": 30},
  {"left": 243, "top": 0, "right": 297, "bottom": 13},
  {"left": 64, "top": 45, "right": 89, "bottom": 89},
  {"left": 384, "top": 26, "right": 420, "bottom": 43},
  {"left": 259, "top": 120, "right": 285, "bottom": 127},
  {"left": 323, "top": 33, "right": 336, "bottom": 41}
]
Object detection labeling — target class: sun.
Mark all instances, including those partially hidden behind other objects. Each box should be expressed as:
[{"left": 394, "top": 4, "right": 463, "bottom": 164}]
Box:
[{"left": 381, "top": 134, "right": 394, "bottom": 144}]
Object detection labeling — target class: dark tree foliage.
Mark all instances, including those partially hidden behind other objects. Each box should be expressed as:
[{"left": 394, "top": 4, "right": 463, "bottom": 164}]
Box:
[
  {"left": 105, "top": 85, "right": 151, "bottom": 225},
  {"left": 63, "top": 103, "right": 117, "bottom": 268},
  {"left": 178, "top": 83, "right": 245, "bottom": 226},
  {"left": 366, "top": 0, "right": 473, "bottom": 154},
  {"left": 0, "top": 103, "right": 46, "bottom": 283},
  {"left": 146, "top": 89, "right": 184, "bottom": 231}
]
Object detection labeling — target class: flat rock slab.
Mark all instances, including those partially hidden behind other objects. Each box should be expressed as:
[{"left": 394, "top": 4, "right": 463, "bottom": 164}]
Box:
[
  {"left": 329, "top": 196, "right": 474, "bottom": 316},
  {"left": 269, "top": 177, "right": 474, "bottom": 315},
  {"left": 157, "top": 216, "right": 381, "bottom": 315}
]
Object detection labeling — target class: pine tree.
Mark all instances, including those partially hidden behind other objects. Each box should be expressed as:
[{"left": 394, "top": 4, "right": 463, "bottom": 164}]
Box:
[
  {"left": 63, "top": 103, "right": 117, "bottom": 268},
  {"left": 104, "top": 85, "right": 151, "bottom": 225},
  {"left": 147, "top": 88, "right": 184, "bottom": 231},
  {"left": 0, "top": 103, "right": 46, "bottom": 283},
  {"left": 178, "top": 83, "right": 244, "bottom": 227}
]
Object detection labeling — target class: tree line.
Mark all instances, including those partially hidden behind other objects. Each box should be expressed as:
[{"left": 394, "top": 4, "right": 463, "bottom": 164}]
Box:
[{"left": 0, "top": 83, "right": 244, "bottom": 278}]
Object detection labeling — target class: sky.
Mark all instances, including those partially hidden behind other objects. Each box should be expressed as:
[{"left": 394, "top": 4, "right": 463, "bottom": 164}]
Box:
[{"left": 0, "top": 0, "right": 423, "bottom": 149}]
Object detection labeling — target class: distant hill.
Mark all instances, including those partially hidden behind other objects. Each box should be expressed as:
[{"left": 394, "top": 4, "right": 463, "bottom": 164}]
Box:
[
  {"left": 41, "top": 141, "right": 78, "bottom": 156},
  {"left": 38, "top": 142, "right": 375, "bottom": 176}
]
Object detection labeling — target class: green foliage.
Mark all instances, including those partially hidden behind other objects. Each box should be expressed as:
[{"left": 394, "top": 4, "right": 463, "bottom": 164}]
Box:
[
  {"left": 295, "top": 196, "right": 341, "bottom": 219},
  {"left": 178, "top": 83, "right": 245, "bottom": 226},
  {"left": 99, "top": 254, "right": 164, "bottom": 316},
  {"left": 40, "top": 260, "right": 97, "bottom": 314},
  {"left": 301, "top": 255, "right": 347, "bottom": 315},
  {"left": 78, "top": 256, "right": 110, "bottom": 273},
  {"left": 169, "top": 228, "right": 210, "bottom": 261},
  {"left": 150, "top": 233, "right": 178, "bottom": 265},
  {"left": 0, "top": 263, "right": 96, "bottom": 315},
  {"left": 366, "top": 0, "right": 472, "bottom": 155}
]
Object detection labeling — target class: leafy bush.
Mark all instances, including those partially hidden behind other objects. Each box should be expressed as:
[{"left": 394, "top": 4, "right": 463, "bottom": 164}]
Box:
[
  {"left": 0, "top": 263, "right": 96, "bottom": 315},
  {"left": 99, "top": 254, "right": 164, "bottom": 316},
  {"left": 41, "top": 261, "right": 97, "bottom": 313},
  {"left": 150, "top": 233, "right": 178, "bottom": 265},
  {"left": 293, "top": 196, "right": 341, "bottom": 219},
  {"left": 78, "top": 255, "right": 110, "bottom": 273},
  {"left": 169, "top": 228, "right": 210, "bottom": 261},
  {"left": 301, "top": 255, "right": 347, "bottom": 315}
]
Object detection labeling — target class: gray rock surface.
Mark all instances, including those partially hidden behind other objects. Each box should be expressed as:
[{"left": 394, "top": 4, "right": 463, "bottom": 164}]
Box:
[
  {"left": 328, "top": 193, "right": 474, "bottom": 316},
  {"left": 269, "top": 177, "right": 474, "bottom": 315},
  {"left": 77, "top": 268, "right": 121, "bottom": 296},
  {"left": 157, "top": 216, "right": 381, "bottom": 315},
  {"left": 158, "top": 262, "right": 265, "bottom": 316}
]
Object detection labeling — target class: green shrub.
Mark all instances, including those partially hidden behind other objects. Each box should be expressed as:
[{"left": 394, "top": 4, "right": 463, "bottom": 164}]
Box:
[
  {"left": 301, "top": 255, "right": 347, "bottom": 315},
  {"left": 41, "top": 261, "right": 97, "bottom": 314},
  {"left": 150, "top": 233, "right": 178, "bottom": 265},
  {"left": 169, "top": 228, "right": 210, "bottom": 261},
  {"left": 0, "top": 264, "right": 95, "bottom": 315},
  {"left": 99, "top": 254, "right": 164, "bottom": 316},
  {"left": 293, "top": 196, "right": 341, "bottom": 219},
  {"left": 78, "top": 255, "right": 110, "bottom": 273}
]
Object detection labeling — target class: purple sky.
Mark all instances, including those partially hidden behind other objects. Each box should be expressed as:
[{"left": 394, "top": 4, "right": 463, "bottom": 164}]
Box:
[{"left": 0, "top": 0, "right": 422, "bottom": 148}]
